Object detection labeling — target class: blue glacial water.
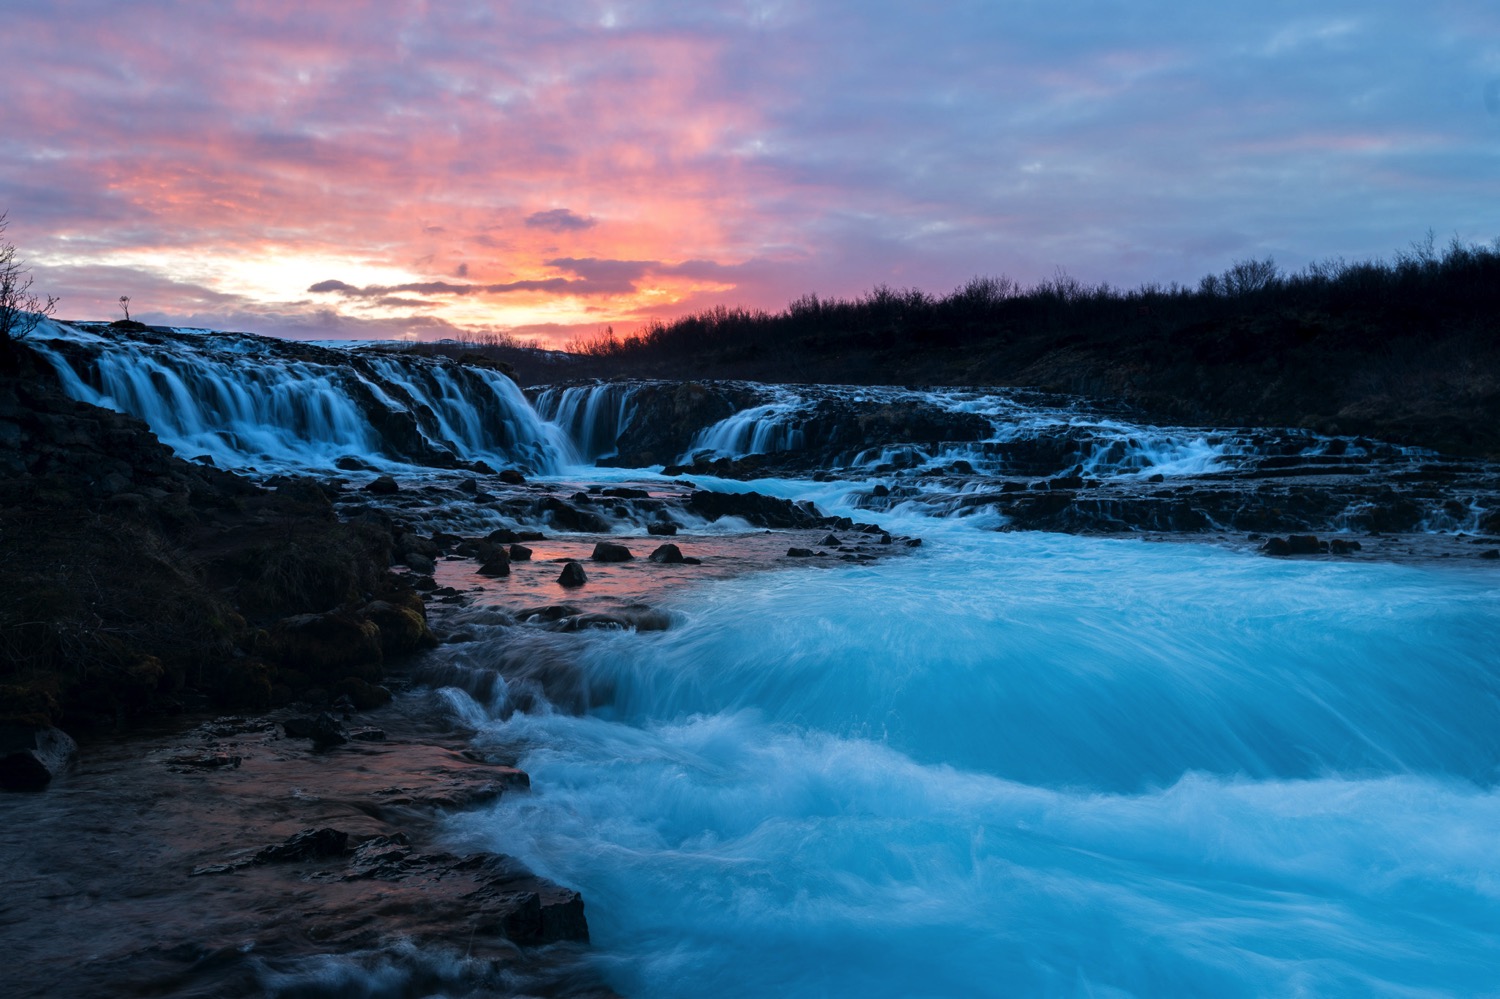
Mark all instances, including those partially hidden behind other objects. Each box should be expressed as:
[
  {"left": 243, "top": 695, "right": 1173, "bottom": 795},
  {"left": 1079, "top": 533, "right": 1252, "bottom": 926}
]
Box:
[{"left": 443, "top": 509, "right": 1500, "bottom": 998}]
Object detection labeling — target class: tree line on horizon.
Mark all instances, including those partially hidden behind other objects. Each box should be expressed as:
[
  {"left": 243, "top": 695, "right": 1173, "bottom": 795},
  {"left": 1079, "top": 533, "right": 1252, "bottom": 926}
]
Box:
[{"left": 558, "top": 233, "right": 1500, "bottom": 379}]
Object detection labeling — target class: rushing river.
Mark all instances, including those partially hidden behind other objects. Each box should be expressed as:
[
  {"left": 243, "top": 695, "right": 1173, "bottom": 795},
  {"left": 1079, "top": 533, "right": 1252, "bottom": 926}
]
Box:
[
  {"left": 29, "top": 322, "right": 1500, "bottom": 997},
  {"left": 440, "top": 489, "right": 1500, "bottom": 999}
]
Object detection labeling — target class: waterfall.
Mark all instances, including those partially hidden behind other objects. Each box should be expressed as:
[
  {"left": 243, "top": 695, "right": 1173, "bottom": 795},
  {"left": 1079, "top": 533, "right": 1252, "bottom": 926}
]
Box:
[
  {"left": 32, "top": 322, "right": 571, "bottom": 473},
  {"left": 683, "top": 394, "right": 807, "bottom": 461},
  {"left": 532, "top": 382, "right": 640, "bottom": 463}
]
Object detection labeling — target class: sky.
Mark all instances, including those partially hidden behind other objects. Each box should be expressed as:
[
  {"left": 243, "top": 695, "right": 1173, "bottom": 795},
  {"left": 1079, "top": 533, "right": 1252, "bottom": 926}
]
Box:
[{"left": 3, "top": 1, "right": 1498, "bottom": 345}]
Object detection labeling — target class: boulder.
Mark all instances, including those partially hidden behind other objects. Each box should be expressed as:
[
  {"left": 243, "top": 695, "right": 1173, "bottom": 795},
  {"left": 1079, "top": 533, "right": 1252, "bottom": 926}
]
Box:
[
  {"left": 508, "top": 544, "right": 533, "bottom": 561},
  {"left": 498, "top": 469, "right": 526, "bottom": 485},
  {"left": 539, "top": 497, "right": 612, "bottom": 533},
  {"left": 310, "top": 712, "right": 350, "bottom": 749},
  {"left": 357, "top": 599, "right": 435, "bottom": 655},
  {"left": 364, "top": 475, "right": 400, "bottom": 495},
  {"left": 648, "top": 543, "right": 685, "bottom": 564},
  {"left": 591, "top": 542, "right": 633, "bottom": 562},
  {"left": 0, "top": 725, "right": 78, "bottom": 791},
  {"left": 1287, "top": 534, "right": 1326, "bottom": 555},
  {"left": 647, "top": 522, "right": 679, "bottom": 536},
  {"left": 270, "top": 612, "right": 383, "bottom": 681},
  {"left": 688, "top": 489, "right": 828, "bottom": 529},
  {"left": 557, "top": 562, "right": 588, "bottom": 587},
  {"left": 478, "top": 550, "right": 512, "bottom": 577},
  {"left": 334, "top": 677, "right": 393, "bottom": 710},
  {"left": 1262, "top": 534, "right": 1327, "bottom": 556}
]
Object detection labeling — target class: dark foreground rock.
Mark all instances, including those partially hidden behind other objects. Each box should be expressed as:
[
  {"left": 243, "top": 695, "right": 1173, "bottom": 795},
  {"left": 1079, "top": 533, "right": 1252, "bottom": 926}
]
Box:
[
  {"left": 0, "top": 724, "right": 78, "bottom": 791},
  {"left": 0, "top": 710, "right": 613, "bottom": 998}
]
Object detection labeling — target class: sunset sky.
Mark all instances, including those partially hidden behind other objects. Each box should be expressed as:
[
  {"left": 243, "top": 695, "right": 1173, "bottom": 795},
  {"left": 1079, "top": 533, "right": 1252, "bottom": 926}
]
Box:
[{"left": 4, "top": 1, "right": 1498, "bottom": 345}]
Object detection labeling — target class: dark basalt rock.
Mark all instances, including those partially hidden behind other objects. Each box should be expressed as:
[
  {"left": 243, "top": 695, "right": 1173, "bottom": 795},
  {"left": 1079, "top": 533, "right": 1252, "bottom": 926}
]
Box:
[
  {"left": 647, "top": 522, "right": 679, "bottom": 536},
  {"left": 556, "top": 609, "right": 674, "bottom": 632},
  {"left": 498, "top": 468, "right": 526, "bottom": 485},
  {"left": 557, "top": 561, "right": 588, "bottom": 587},
  {"left": 254, "top": 827, "right": 350, "bottom": 864},
  {"left": 591, "top": 542, "right": 633, "bottom": 562},
  {"left": 648, "top": 543, "right": 685, "bottom": 564},
  {"left": 539, "top": 496, "right": 612, "bottom": 533},
  {"left": 688, "top": 489, "right": 829, "bottom": 529},
  {"left": 334, "top": 677, "right": 394, "bottom": 710},
  {"left": 270, "top": 611, "right": 384, "bottom": 681},
  {"left": 0, "top": 725, "right": 78, "bottom": 791},
  {"left": 364, "top": 474, "right": 400, "bottom": 495},
  {"left": 478, "top": 549, "right": 512, "bottom": 577},
  {"left": 358, "top": 598, "right": 436, "bottom": 655},
  {"left": 312, "top": 712, "right": 350, "bottom": 748},
  {"left": 404, "top": 552, "right": 436, "bottom": 575},
  {"left": 1262, "top": 534, "right": 1328, "bottom": 556},
  {"left": 514, "top": 604, "right": 582, "bottom": 622},
  {"left": 509, "top": 543, "right": 533, "bottom": 561}
]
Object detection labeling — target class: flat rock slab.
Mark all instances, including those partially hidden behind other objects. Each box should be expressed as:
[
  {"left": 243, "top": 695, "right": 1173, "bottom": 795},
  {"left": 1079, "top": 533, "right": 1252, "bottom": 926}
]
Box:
[{"left": 0, "top": 710, "right": 606, "bottom": 998}]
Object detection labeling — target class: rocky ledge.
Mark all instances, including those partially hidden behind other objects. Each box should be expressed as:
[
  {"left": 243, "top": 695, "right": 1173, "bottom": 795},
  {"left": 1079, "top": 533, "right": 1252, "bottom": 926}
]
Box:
[{"left": 0, "top": 707, "right": 615, "bottom": 997}]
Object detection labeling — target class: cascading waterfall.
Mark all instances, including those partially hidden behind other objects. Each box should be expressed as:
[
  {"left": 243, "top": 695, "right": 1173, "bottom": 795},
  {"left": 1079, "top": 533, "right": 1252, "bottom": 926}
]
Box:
[
  {"left": 359, "top": 355, "right": 573, "bottom": 470},
  {"left": 682, "top": 395, "right": 807, "bottom": 461},
  {"left": 31, "top": 322, "right": 571, "bottom": 473},
  {"left": 532, "top": 382, "right": 641, "bottom": 463}
]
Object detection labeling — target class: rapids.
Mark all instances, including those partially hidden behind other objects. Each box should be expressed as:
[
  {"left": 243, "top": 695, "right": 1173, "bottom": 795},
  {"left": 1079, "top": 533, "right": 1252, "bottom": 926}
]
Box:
[{"left": 443, "top": 513, "right": 1500, "bottom": 998}]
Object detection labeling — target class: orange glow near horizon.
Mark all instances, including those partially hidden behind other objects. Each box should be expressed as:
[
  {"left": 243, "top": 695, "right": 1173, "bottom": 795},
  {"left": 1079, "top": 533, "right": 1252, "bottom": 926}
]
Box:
[{"left": 7, "top": 4, "right": 1492, "bottom": 345}]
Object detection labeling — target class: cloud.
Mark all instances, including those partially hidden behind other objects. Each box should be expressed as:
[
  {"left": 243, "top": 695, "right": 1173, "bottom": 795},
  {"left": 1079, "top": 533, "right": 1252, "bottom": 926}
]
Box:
[
  {"left": 525, "top": 209, "right": 597, "bottom": 232},
  {"left": 4, "top": 1, "right": 1497, "bottom": 344}
]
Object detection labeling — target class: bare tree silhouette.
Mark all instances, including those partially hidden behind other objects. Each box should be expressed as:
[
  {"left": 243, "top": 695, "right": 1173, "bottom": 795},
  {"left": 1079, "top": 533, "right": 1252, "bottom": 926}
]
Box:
[{"left": 0, "top": 212, "right": 58, "bottom": 356}]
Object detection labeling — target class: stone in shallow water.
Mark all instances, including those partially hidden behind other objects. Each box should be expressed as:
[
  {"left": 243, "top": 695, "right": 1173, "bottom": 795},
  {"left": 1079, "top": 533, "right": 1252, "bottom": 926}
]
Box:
[
  {"left": 648, "top": 543, "right": 685, "bottom": 564},
  {"left": 591, "top": 541, "right": 633, "bottom": 562},
  {"left": 557, "top": 561, "right": 588, "bottom": 587}
]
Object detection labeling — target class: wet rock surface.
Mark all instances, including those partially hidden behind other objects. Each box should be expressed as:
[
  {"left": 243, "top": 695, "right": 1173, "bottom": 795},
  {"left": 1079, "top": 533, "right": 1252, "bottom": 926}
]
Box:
[{"left": 0, "top": 706, "right": 611, "bottom": 998}]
